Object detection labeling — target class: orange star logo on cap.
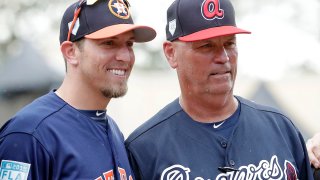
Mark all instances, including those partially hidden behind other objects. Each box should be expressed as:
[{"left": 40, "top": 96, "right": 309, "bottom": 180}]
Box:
[{"left": 108, "top": 0, "right": 130, "bottom": 19}]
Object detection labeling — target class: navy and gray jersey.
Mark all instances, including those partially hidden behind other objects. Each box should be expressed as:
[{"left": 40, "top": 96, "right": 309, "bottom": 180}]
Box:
[
  {"left": 125, "top": 96, "right": 313, "bottom": 180},
  {"left": 0, "top": 91, "right": 133, "bottom": 180}
]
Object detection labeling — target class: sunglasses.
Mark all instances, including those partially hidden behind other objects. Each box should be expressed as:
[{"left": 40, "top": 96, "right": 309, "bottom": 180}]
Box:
[
  {"left": 67, "top": 0, "right": 87, "bottom": 41},
  {"left": 67, "top": 0, "right": 131, "bottom": 42}
]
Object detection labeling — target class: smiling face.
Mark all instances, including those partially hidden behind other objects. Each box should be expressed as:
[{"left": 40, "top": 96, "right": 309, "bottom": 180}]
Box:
[
  {"left": 166, "top": 35, "right": 238, "bottom": 97},
  {"left": 76, "top": 31, "right": 135, "bottom": 98}
]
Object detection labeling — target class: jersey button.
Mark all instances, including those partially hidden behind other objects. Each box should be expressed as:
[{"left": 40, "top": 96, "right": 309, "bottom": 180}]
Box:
[
  {"left": 229, "top": 160, "right": 235, "bottom": 166},
  {"left": 221, "top": 141, "right": 227, "bottom": 148}
]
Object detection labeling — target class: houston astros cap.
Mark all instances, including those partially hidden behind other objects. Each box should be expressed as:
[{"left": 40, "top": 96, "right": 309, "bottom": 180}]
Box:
[
  {"left": 60, "top": 0, "right": 156, "bottom": 44},
  {"left": 166, "top": 0, "right": 250, "bottom": 42}
]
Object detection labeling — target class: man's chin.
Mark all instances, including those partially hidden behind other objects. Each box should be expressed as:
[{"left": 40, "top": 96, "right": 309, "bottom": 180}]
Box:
[{"left": 102, "top": 86, "right": 128, "bottom": 98}]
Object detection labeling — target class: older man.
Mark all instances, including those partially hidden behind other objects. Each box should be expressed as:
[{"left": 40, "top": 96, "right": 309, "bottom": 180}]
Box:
[{"left": 125, "top": 0, "right": 313, "bottom": 179}]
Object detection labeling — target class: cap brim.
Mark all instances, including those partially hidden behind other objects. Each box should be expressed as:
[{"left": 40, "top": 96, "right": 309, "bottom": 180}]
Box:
[
  {"left": 178, "top": 26, "right": 251, "bottom": 42},
  {"left": 85, "top": 24, "right": 156, "bottom": 42}
]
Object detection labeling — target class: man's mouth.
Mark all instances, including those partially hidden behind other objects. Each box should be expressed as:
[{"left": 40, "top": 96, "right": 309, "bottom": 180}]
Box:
[
  {"left": 108, "top": 69, "right": 126, "bottom": 76},
  {"left": 210, "top": 71, "right": 231, "bottom": 76}
]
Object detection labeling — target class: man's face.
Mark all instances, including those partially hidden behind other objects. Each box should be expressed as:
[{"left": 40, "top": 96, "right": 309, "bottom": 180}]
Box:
[
  {"left": 172, "top": 35, "right": 238, "bottom": 96},
  {"left": 76, "top": 31, "right": 135, "bottom": 98}
]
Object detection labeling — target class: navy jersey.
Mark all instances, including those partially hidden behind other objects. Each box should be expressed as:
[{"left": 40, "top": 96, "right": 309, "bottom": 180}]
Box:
[
  {"left": 0, "top": 91, "right": 133, "bottom": 180},
  {"left": 125, "top": 96, "right": 313, "bottom": 180}
]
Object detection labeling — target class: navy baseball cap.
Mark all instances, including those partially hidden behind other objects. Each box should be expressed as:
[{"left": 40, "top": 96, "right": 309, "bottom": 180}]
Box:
[
  {"left": 166, "top": 0, "right": 250, "bottom": 42},
  {"left": 60, "top": 0, "right": 156, "bottom": 44}
]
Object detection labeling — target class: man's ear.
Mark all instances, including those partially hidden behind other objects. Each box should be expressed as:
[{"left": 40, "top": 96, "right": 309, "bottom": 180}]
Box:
[
  {"left": 163, "top": 41, "right": 178, "bottom": 69},
  {"left": 60, "top": 41, "right": 79, "bottom": 65}
]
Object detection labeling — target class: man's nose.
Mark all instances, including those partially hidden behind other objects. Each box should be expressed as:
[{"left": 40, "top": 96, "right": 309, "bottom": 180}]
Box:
[
  {"left": 116, "top": 46, "right": 132, "bottom": 62},
  {"left": 213, "top": 47, "right": 229, "bottom": 64}
]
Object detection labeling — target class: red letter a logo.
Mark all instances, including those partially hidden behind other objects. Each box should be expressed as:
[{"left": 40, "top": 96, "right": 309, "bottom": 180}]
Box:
[{"left": 201, "top": 0, "right": 224, "bottom": 20}]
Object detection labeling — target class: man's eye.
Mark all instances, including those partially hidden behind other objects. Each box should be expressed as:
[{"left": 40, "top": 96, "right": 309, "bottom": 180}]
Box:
[
  {"left": 127, "top": 41, "right": 134, "bottom": 47},
  {"left": 199, "top": 43, "right": 212, "bottom": 48},
  {"left": 103, "top": 41, "right": 114, "bottom": 46},
  {"left": 225, "top": 41, "right": 236, "bottom": 48}
]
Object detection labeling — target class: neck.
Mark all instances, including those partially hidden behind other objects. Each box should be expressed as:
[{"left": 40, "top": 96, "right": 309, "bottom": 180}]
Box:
[
  {"left": 55, "top": 77, "right": 110, "bottom": 110},
  {"left": 179, "top": 92, "right": 238, "bottom": 123}
]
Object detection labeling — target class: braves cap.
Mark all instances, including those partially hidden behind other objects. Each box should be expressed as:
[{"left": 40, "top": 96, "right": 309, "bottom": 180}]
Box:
[
  {"left": 166, "top": 0, "right": 250, "bottom": 42},
  {"left": 60, "top": 0, "right": 156, "bottom": 44}
]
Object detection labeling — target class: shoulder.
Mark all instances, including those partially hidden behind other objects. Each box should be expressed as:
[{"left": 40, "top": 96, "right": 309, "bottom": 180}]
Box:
[
  {"left": 236, "top": 96, "right": 297, "bottom": 128},
  {"left": 0, "top": 91, "right": 67, "bottom": 137},
  {"left": 237, "top": 96, "right": 286, "bottom": 116},
  {"left": 126, "top": 98, "right": 181, "bottom": 145},
  {"left": 0, "top": 131, "right": 51, "bottom": 157}
]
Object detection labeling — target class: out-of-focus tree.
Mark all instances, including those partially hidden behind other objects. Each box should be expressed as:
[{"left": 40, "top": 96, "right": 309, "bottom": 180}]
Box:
[
  {"left": 233, "top": 0, "right": 320, "bottom": 40},
  {"left": 0, "top": 0, "right": 167, "bottom": 70},
  {"left": 0, "top": 0, "right": 72, "bottom": 64}
]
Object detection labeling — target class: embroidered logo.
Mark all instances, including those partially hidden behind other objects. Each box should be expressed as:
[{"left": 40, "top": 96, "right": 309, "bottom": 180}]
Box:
[
  {"left": 213, "top": 121, "right": 225, "bottom": 128},
  {"left": 217, "top": 155, "right": 284, "bottom": 179},
  {"left": 160, "top": 156, "right": 297, "bottom": 180},
  {"left": 201, "top": 0, "right": 224, "bottom": 20},
  {"left": 68, "top": 18, "right": 80, "bottom": 35},
  {"left": 95, "top": 167, "right": 133, "bottom": 180},
  {"left": 0, "top": 160, "right": 31, "bottom": 180},
  {"left": 161, "top": 164, "right": 190, "bottom": 180},
  {"left": 109, "top": 0, "right": 130, "bottom": 19},
  {"left": 284, "top": 161, "right": 298, "bottom": 180},
  {"left": 96, "top": 111, "right": 105, "bottom": 116},
  {"left": 169, "top": 19, "right": 177, "bottom": 36}
]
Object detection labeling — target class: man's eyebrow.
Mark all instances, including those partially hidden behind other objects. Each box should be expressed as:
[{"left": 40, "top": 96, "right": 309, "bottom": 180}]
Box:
[
  {"left": 98, "top": 36, "right": 135, "bottom": 41},
  {"left": 227, "top": 35, "right": 236, "bottom": 41}
]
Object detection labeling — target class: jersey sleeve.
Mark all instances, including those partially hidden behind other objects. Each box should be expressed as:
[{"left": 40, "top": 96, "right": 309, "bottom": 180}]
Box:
[{"left": 0, "top": 133, "right": 51, "bottom": 180}]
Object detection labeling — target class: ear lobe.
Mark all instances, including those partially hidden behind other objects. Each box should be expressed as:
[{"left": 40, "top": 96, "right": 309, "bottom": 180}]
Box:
[
  {"left": 163, "top": 41, "right": 178, "bottom": 69},
  {"left": 60, "top": 41, "right": 78, "bottom": 65}
]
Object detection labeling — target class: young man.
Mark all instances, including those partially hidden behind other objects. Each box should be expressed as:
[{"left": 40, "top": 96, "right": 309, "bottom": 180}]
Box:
[
  {"left": 125, "top": 0, "right": 313, "bottom": 179},
  {"left": 0, "top": 0, "right": 156, "bottom": 179}
]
